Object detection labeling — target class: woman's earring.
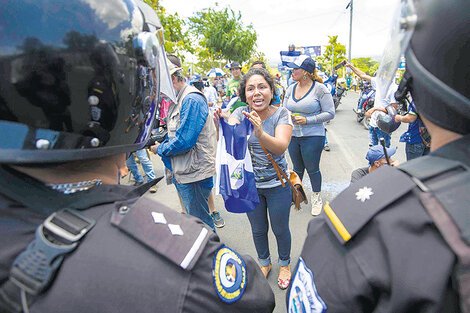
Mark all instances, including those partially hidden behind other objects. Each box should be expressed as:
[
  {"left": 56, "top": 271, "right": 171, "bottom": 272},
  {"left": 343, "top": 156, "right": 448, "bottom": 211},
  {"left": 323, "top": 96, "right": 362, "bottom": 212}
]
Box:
[{"left": 303, "top": 74, "right": 307, "bottom": 80}]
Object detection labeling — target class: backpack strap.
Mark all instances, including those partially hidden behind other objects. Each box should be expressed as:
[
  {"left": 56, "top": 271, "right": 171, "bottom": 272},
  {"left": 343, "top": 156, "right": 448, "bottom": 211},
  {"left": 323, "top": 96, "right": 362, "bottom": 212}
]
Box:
[
  {"left": 0, "top": 209, "right": 95, "bottom": 313},
  {"left": 398, "top": 155, "right": 470, "bottom": 313},
  {"left": 419, "top": 192, "right": 470, "bottom": 313},
  {"left": 399, "top": 155, "right": 470, "bottom": 245}
]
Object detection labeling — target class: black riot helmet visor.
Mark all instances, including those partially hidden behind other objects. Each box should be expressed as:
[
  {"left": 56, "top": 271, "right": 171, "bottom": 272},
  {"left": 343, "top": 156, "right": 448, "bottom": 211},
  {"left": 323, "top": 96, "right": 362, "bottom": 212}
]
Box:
[
  {"left": 0, "top": 0, "right": 175, "bottom": 164},
  {"left": 375, "top": 0, "right": 470, "bottom": 134}
]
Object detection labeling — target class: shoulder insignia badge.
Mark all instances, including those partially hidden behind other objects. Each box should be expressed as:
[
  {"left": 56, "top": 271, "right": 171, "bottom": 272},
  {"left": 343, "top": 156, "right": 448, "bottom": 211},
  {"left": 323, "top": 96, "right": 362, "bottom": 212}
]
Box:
[
  {"left": 288, "top": 257, "right": 327, "bottom": 313},
  {"left": 212, "top": 246, "right": 247, "bottom": 303},
  {"left": 355, "top": 186, "right": 374, "bottom": 202}
]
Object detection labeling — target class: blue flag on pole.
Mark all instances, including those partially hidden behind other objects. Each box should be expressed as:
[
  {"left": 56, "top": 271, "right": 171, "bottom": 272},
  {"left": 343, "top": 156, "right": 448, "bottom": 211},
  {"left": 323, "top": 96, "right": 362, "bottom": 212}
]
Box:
[{"left": 216, "top": 118, "right": 259, "bottom": 213}]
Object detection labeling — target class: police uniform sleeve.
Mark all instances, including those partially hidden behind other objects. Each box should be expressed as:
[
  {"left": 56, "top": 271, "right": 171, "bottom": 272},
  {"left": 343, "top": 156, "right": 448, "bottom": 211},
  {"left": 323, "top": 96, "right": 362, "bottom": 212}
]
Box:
[
  {"left": 182, "top": 231, "right": 275, "bottom": 313},
  {"left": 110, "top": 196, "right": 275, "bottom": 312},
  {"left": 287, "top": 216, "right": 375, "bottom": 312}
]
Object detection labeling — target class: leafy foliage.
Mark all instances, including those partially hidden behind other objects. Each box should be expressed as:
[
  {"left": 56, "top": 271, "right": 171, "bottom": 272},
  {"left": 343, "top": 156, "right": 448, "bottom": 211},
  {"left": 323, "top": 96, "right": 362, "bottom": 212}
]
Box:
[
  {"left": 142, "top": 0, "right": 194, "bottom": 62},
  {"left": 351, "top": 57, "right": 379, "bottom": 76},
  {"left": 188, "top": 7, "right": 257, "bottom": 64},
  {"left": 322, "top": 35, "right": 347, "bottom": 72}
]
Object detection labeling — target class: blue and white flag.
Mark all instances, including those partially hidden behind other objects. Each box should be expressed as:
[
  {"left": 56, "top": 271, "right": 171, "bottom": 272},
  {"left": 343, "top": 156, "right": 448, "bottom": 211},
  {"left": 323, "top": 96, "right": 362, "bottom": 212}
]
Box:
[
  {"left": 302, "top": 46, "right": 322, "bottom": 57},
  {"left": 280, "top": 50, "right": 301, "bottom": 66},
  {"left": 216, "top": 118, "right": 259, "bottom": 213}
]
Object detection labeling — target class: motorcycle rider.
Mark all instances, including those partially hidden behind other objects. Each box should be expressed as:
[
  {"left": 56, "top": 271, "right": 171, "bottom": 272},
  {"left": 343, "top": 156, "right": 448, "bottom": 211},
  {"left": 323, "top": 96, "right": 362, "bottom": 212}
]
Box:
[
  {"left": 355, "top": 80, "right": 374, "bottom": 114},
  {"left": 287, "top": 0, "right": 470, "bottom": 311}
]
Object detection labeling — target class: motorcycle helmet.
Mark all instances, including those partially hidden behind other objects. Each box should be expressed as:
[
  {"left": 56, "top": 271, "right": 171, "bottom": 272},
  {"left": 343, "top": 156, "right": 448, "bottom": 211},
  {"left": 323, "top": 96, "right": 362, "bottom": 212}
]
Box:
[
  {"left": 377, "top": 105, "right": 401, "bottom": 134},
  {"left": 0, "top": 0, "right": 174, "bottom": 164}
]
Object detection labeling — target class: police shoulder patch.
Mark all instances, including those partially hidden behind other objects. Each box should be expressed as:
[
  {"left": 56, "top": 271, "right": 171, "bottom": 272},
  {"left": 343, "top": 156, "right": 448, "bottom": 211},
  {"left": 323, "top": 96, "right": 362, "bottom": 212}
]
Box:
[
  {"left": 212, "top": 246, "right": 247, "bottom": 303},
  {"left": 288, "top": 257, "right": 327, "bottom": 313}
]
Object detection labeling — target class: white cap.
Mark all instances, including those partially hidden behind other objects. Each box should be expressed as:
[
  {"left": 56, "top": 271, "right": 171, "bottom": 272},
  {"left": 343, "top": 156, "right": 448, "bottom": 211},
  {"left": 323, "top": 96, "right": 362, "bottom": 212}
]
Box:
[{"left": 166, "top": 58, "right": 182, "bottom": 75}]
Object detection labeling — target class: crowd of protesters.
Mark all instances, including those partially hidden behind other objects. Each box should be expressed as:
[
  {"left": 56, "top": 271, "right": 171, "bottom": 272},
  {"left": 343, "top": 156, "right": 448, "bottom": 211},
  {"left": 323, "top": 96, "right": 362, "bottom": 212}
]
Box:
[{"left": 132, "top": 50, "right": 433, "bottom": 293}]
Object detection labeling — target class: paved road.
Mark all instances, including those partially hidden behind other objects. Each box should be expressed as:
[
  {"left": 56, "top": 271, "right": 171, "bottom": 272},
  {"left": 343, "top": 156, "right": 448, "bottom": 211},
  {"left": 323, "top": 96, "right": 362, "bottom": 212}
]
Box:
[{"left": 134, "top": 90, "right": 408, "bottom": 312}]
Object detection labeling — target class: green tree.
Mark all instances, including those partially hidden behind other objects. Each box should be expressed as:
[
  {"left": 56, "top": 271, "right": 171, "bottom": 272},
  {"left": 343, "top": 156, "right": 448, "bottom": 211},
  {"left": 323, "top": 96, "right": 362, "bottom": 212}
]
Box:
[
  {"left": 142, "top": 0, "right": 194, "bottom": 61},
  {"left": 315, "top": 56, "right": 330, "bottom": 74},
  {"left": 322, "top": 35, "right": 347, "bottom": 73},
  {"left": 188, "top": 7, "right": 257, "bottom": 64},
  {"left": 351, "top": 57, "right": 379, "bottom": 76}
]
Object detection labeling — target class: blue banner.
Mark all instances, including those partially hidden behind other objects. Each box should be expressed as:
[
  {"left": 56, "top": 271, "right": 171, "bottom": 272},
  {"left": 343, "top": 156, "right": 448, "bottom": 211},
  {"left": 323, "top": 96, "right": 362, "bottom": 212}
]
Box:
[
  {"left": 215, "top": 118, "right": 259, "bottom": 213},
  {"left": 302, "top": 46, "right": 322, "bottom": 57}
]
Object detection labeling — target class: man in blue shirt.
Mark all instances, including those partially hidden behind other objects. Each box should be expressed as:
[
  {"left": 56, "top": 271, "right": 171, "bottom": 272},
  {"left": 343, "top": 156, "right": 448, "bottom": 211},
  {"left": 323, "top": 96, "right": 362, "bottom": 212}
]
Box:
[
  {"left": 150, "top": 55, "right": 217, "bottom": 229},
  {"left": 395, "top": 101, "right": 430, "bottom": 160}
]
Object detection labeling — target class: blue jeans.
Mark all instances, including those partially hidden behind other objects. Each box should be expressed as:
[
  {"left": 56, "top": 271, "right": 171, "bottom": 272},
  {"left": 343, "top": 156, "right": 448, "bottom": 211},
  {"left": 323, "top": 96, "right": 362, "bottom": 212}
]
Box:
[
  {"left": 126, "top": 149, "right": 156, "bottom": 183},
  {"left": 368, "top": 126, "right": 390, "bottom": 147},
  {"left": 246, "top": 184, "right": 292, "bottom": 266},
  {"left": 406, "top": 142, "right": 430, "bottom": 161},
  {"left": 174, "top": 180, "right": 214, "bottom": 230},
  {"left": 288, "top": 136, "right": 325, "bottom": 192},
  {"left": 324, "top": 133, "right": 329, "bottom": 147}
]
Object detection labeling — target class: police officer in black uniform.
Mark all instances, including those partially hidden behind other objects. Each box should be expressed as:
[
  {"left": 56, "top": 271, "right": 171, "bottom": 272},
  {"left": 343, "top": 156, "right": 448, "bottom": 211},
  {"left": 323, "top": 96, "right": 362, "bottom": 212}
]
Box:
[
  {"left": 287, "top": 0, "right": 470, "bottom": 312},
  {"left": 0, "top": 1, "right": 275, "bottom": 312}
]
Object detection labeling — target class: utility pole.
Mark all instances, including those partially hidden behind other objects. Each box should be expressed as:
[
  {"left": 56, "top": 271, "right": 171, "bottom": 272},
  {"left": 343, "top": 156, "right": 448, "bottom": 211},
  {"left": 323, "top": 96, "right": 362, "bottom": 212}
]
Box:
[
  {"left": 331, "top": 46, "right": 335, "bottom": 74},
  {"left": 346, "top": 0, "right": 353, "bottom": 63}
]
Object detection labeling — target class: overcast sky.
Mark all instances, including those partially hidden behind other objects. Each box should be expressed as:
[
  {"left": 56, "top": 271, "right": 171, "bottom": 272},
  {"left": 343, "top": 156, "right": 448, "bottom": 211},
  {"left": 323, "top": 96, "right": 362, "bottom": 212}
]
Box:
[{"left": 160, "top": 0, "right": 400, "bottom": 65}]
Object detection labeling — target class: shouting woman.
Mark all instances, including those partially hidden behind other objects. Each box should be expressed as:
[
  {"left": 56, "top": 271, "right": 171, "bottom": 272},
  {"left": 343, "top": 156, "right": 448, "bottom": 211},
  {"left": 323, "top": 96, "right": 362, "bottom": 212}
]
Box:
[{"left": 216, "top": 68, "right": 294, "bottom": 290}]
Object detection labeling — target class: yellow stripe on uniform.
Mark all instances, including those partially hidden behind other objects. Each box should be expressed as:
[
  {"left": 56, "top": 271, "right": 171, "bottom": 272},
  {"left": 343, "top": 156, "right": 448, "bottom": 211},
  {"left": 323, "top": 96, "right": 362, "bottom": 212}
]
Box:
[{"left": 323, "top": 202, "right": 351, "bottom": 242}]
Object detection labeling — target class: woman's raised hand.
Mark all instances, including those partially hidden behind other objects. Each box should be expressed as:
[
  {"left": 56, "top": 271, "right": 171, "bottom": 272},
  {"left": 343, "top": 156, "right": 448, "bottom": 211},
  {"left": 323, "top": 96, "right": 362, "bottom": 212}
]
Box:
[{"left": 243, "top": 110, "right": 264, "bottom": 138}]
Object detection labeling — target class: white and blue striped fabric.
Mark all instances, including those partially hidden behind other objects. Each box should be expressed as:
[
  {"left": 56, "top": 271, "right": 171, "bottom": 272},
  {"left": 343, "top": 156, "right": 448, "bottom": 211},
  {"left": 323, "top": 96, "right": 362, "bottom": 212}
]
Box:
[
  {"left": 302, "top": 46, "right": 322, "bottom": 57},
  {"left": 215, "top": 118, "right": 259, "bottom": 213},
  {"left": 280, "top": 50, "right": 301, "bottom": 66}
]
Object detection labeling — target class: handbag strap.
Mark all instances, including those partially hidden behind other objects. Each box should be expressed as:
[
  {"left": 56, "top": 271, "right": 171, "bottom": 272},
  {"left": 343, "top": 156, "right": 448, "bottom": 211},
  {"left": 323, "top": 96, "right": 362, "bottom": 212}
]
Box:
[{"left": 258, "top": 143, "right": 295, "bottom": 190}]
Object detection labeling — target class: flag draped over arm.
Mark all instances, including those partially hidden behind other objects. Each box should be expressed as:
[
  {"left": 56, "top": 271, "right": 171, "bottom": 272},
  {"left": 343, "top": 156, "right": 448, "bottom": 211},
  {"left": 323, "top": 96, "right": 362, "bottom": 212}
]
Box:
[{"left": 215, "top": 118, "right": 259, "bottom": 213}]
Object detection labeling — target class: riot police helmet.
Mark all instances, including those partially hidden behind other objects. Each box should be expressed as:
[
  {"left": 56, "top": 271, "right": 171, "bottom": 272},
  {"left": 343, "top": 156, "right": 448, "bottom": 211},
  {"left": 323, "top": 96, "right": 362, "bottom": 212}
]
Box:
[
  {"left": 0, "top": 0, "right": 174, "bottom": 164},
  {"left": 405, "top": 0, "right": 470, "bottom": 134},
  {"left": 376, "top": 0, "right": 470, "bottom": 134}
]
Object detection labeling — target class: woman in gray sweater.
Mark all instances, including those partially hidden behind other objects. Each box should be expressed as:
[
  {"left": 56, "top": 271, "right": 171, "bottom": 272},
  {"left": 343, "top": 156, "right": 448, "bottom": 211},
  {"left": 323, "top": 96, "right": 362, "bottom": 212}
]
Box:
[{"left": 283, "top": 55, "right": 335, "bottom": 215}]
